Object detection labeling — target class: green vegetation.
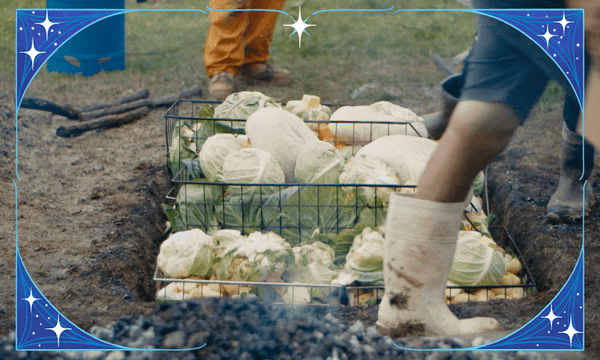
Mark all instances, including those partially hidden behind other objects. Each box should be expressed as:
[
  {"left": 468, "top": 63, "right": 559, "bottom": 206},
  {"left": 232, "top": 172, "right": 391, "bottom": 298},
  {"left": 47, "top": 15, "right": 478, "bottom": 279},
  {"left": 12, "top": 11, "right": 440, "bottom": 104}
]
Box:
[{"left": 2, "top": 0, "right": 564, "bottom": 113}]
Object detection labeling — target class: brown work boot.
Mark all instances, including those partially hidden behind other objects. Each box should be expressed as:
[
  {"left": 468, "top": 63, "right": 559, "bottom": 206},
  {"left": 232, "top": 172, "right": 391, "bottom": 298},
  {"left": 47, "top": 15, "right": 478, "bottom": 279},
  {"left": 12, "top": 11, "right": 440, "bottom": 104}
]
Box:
[
  {"left": 208, "top": 72, "right": 237, "bottom": 100},
  {"left": 238, "top": 62, "right": 292, "bottom": 86}
]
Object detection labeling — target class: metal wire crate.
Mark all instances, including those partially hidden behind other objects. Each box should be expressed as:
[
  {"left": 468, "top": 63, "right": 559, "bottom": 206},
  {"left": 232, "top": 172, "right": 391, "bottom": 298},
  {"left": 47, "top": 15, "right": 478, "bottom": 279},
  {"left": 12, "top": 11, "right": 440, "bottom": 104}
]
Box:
[
  {"left": 158, "top": 99, "right": 536, "bottom": 306},
  {"left": 166, "top": 179, "right": 408, "bottom": 242},
  {"left": 154, "top": 226, "right": 536, "bottom": 306},
  {"left": 163, "top": 99, "right": 428, "bottom": 180}
]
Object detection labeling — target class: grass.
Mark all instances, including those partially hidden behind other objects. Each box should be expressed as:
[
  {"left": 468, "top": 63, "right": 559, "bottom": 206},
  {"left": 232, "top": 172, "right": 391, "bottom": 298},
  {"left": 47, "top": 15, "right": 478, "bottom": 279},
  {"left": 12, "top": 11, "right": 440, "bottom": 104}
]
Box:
[
  {"left": 2, "top": 0, "right": 567, "bottom": 119},
  {"left": 3, "top": 0, "right": 479, "bottom": 108}
]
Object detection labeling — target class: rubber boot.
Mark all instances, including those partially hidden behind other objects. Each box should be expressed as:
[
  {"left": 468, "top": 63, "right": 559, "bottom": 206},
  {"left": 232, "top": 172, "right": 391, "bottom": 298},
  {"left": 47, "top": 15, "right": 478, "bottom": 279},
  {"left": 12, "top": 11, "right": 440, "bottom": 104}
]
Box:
[
  {"left": 376, "top": 190, "right": 502, "bottom": 337},
  {"left": 547, "top": 123, "right": 595, "bottom": 219},
  {"left": 421, "top": 74, "right": 464, "bottom": 140}
]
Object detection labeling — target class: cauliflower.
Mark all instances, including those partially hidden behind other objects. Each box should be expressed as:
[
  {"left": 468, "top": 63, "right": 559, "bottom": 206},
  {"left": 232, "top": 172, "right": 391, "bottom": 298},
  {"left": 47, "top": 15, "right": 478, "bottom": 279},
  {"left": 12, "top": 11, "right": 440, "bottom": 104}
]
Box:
[
  {"left": 213, "top": 231, "right": 295, "bottom": 283},
  {"left": 345, "top": 227, "right": 385, "bottom": 273},
  {"left": 284, "top": 241, "right": 339, "bottom": 303},
  {"left": 292, "top": 241, "right": 336, "bottom": 268},
  {"left": 157, "top": 229, "right": 215, "bottom": 278}
]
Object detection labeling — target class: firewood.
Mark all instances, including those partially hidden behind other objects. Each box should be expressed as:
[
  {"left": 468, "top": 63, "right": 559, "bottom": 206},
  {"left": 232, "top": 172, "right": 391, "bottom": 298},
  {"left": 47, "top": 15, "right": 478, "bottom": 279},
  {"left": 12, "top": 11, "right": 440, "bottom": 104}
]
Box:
[
  {"left": 56, "top": 107, "right": 149, "bottom": 137},
  {"left": 80, "top": 88, "right": 150, "bottom": 112},
  {"left": 20, "top": 97, "right": 82, "bottom": 120},
  {"left": 80, "top": 85, "right": 203, "bottom": 120}
]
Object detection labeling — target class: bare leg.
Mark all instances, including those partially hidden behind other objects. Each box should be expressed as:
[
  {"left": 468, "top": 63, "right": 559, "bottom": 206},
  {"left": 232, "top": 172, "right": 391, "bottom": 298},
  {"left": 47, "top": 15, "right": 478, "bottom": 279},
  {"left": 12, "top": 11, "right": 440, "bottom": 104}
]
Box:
[
  {"left": 417, "top": 100, "right": 521, "bottom": 203},
  {"left": 377, "top": 100, "right": 522, "bottom": 337}
]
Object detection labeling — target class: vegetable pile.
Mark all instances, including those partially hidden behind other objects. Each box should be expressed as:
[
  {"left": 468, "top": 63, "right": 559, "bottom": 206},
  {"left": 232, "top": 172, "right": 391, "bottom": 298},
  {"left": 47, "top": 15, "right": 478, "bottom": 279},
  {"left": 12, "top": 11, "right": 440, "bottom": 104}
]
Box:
[{"left": 161, "top": 91, "right": 528, "bottom": 305}]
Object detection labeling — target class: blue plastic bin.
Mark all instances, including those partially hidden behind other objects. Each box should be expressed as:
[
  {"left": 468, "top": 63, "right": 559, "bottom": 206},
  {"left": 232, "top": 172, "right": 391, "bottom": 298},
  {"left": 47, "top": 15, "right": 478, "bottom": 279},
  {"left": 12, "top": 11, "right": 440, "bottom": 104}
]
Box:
[{"left": 46, "top": 0, "right": 126, "bottom": 76}]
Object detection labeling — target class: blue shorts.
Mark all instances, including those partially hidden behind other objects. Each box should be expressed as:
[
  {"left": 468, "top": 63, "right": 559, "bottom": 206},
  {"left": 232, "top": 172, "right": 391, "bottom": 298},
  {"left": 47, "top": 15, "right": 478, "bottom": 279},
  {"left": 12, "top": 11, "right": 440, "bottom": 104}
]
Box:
[{"left": 461, "top": 0, "right": 586, "bottom": 131}]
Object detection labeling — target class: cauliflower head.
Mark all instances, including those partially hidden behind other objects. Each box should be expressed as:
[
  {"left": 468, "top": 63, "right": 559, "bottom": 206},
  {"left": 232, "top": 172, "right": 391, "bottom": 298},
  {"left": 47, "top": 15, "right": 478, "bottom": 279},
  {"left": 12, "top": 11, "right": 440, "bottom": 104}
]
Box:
[
  {"left": 157, "top": 229, "right": 215, "bottom": 278},
  {"left": 345, "top": 227, "right": 385, "bottom": 273}
]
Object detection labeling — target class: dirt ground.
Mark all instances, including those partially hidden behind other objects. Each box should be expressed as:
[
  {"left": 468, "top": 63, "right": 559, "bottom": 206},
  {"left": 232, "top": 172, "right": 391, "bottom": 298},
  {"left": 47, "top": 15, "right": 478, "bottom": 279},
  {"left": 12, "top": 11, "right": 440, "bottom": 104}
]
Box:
[{"left": 1, "top": 75, "right": 599, "bottom": 358}]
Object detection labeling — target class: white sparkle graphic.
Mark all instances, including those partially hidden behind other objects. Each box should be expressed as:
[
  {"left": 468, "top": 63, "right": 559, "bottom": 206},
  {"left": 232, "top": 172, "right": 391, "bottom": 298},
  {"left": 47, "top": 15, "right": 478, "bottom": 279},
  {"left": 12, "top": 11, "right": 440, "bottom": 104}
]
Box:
[
  {"left": 20, "top": 38, "right": 46, "bottom": 70},
  {"left": 554, "top": 11, "right": 573, "bottom": 36},
  {"left": 541, "top": 305, "right": 562, "bottom": 330},
  {"left": 284, "top": 7, "right": 316, "bottom": 48},
  {"left": 36, "top": 11, "right": 60, "bottom": 40},
  {"left": 22, "top": 289, "right": 41, "bottom": 312},
  {"left": 559, "top": 316, "right": 582, "bottom": 347},
  {"left": 46, "top": 316, "right": 71, "bottom": 347},
  {"left": 538, "top": 24, "right": 557, "bottom": 49}
]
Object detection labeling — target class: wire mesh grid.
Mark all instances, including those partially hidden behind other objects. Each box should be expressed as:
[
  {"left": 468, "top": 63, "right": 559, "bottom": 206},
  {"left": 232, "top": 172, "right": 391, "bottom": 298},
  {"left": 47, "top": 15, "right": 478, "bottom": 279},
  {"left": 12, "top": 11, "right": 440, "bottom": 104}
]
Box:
[
  {"left": 158, "top": 99, "right": 536, "bottom": 306},
  {"left": 164, "top": 99, "right": 427, "bottom": 178}
]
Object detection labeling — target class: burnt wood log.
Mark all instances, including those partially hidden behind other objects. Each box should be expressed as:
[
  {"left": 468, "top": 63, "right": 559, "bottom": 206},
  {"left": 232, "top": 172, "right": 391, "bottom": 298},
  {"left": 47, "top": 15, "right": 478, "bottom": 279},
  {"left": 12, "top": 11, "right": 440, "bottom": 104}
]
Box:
[
  {"left": 20, "top": 97, "right": 82, "bottom": 120},
  {"left": 80, "top": 85, "right": 203, "bottom": 120},
  {"left": 80, "top": 88, "right": 150, "bottom": 112},
  {"left": 56, "top": 107, "right": 149, "bottom": 137}
]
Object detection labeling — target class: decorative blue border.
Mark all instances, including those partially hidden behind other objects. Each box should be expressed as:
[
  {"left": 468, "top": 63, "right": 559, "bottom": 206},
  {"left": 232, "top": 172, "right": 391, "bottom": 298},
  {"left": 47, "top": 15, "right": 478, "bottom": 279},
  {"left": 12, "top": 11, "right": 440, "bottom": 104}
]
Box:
[{"left": 14, "top": 6, "right": 585, "bottom": 353}]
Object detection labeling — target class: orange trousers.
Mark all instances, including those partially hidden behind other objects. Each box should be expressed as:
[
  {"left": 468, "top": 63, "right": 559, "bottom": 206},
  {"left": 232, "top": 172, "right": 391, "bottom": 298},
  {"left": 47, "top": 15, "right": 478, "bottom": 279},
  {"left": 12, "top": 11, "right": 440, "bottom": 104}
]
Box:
[{"left": 204, "top": 0, "right": 286, "bottom": 77}]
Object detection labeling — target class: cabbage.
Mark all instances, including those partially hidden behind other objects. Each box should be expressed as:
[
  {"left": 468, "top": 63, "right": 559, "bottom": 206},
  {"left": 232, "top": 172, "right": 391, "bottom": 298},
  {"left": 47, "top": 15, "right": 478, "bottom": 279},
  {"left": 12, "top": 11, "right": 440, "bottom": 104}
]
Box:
[
  {"left": 449, "top": 231, "right": 506, "bottom": 286},
  {"left": 351, "top": 134, "right": 438, "bottom": 185},
  {"left": 339, "top": 155, "right": 401, "bottom": 207},
  {"left": 214, "top": 91, "right": 282, "bottom": 130},
  {"left": 294, "top": 141, "right": 344, "bottom": 184},
  {"left": 246, "top": 108, "right": 319, "bottom": 184},
  {"left": 222, "top": 148, "right": 285, "bottom": 195},
  {"left": 329, "top": 101, "right": 428, "bottom": 144},
  {"left": 278, "top": 186, "right": 362, "bottom": 246},
  {"left": 338, "top": 145, "right": 363, "bottom": 162},
  {"left": 198, "top": 134, "right": 243, "bottom": 182},
  {"left": 167, "top": 123, "right": 196, "bottom": 176},
  {"left": 245, "top": 107, "right": 320, "bottom": 183},
  {"left": 215, "top": 185, "right": 362, "bottom": 246},
  {"left": 472, "top": 170, "right": 485, "bottom": 197}
]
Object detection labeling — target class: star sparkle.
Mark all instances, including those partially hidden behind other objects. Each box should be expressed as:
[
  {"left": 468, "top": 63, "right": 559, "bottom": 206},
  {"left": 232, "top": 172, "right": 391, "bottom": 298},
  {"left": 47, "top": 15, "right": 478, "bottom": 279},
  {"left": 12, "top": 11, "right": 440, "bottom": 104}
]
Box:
[
  {"left": 554, "top": 11, "right": 573, "bottom": 36},
  {"left": 22, "top": 289, "right": 41, "bottom": 313},
  {"left": 46, "top": 316, "right": 71, "bottom": 347},
  {"left": 538, "top": 24, "right": 557, "bottom": 49},
  {"left": 35, "top": 11, "right": 60, "bottom": 40},
  {"left": 559, "top": 316, "right": 582, "bottom": 347},
  {"left": 20, "top": 38, "right": 46, "bottom": 70},
  {"left": 541, "top": 305, "right": 562, "bottom": 330},
  {"left": 284, "top": 7, "right": 316, "bottom": 48}
]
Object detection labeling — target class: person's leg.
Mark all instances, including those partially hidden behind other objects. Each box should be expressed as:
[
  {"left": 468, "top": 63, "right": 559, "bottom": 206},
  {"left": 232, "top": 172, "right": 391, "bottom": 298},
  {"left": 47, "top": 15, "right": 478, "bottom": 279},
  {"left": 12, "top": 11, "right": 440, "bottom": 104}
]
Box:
[
  {"left": 204, "top": 0, "right": 250, "bottom": 99},
  {"left": 204, "top": 0, "right": 250, "bottom": 77},
  {"left": 377, "top": 100, "right": 521, "bottom": 336},
  {"left": 418, "top": 100, "right": 522, "bottom": 203},
  {"left": 242, "top": 0, "right": 285, "bottom": 68},
  {"left": 378, "top": 5, "right": 536, "bottom": 336},
  {"left": 236, "top": 0, "right": 292, "bottom": 85}
]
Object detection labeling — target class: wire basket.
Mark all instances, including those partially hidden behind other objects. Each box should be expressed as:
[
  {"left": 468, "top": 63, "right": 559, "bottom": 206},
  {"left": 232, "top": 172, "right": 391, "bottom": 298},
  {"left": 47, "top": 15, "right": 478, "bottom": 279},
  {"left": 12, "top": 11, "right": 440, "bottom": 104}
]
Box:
[
  {"left": 163, "top": 99, "right": 428, "bottom": 180},
  {"left": 158, "top": 99, "right": 536, "bottom": 306}
]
